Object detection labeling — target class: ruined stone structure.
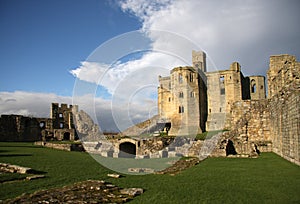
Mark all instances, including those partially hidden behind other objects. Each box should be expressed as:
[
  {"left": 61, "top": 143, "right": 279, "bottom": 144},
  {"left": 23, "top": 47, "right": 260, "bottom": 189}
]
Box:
[
  {"left": 157, "top": 51, "right": 299, "bottom": 165},
  {"left": 0, "top": 103, "right": 78, "bottom": 142},
  {"left": 0, "top": 115, "right": 41, "bottom": 141},
  {"left": 267, "top": 54, "right": 300, "bottom": 165},
  {"left": 158, "top": 51, "right": 266, "bottom": 134},
  {"left": 158, "top": 51, "right": 207, "bottom": 135}
]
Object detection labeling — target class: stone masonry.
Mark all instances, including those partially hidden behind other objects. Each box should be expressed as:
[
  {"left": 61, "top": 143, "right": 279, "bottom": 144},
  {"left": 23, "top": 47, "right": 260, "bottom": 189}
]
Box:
[
  {"left": 157, "top": 51, "right": 299, "bottom": 165},
  {"left": 0, "top": 103, "right": 78, "bottom": 142}
]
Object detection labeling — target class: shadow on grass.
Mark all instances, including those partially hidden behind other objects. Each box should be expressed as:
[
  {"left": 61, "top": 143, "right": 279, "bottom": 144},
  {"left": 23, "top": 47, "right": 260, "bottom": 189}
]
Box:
[
  {"left": 28, "top": 169, "right": 47, "bottom": 174},
  {"left": 0, "top": 154, "right": 33, "bottom": 157}
]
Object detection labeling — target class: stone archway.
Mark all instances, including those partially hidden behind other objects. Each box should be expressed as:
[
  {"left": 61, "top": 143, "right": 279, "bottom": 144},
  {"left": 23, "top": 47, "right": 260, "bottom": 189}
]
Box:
[
  {"left": 119, "top": 142, "right": 136, "bottom": 158},
  {"left": 226, "top": 139, "right": 237, "bottom": 156},
  {"left": 63, "top": 132, "right": 70, "bottom": 140}
]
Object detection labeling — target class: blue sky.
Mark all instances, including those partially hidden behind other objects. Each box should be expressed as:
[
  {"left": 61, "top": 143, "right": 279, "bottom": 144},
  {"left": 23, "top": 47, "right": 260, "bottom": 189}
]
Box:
[
  {"left": 0, "top": 0, "right": 140, "bottom": 95},
  {"left": 1, "top": 0, "right": 299, "bottom": 132}
]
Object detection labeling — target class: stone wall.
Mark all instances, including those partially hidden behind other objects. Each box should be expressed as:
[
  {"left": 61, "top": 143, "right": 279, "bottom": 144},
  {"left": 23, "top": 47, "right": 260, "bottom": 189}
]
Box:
[
  {"left": 221, "top": 100, "right": 272, "bottom": 155},
  {"left": 268, "top": 87, "right": 300, "bottom": 165},
  {"left": 0, "top": 115, "right": 41, "bottom": 142},
  {"left": 267, "top": 54, "right": 300, "bottom": 165}
]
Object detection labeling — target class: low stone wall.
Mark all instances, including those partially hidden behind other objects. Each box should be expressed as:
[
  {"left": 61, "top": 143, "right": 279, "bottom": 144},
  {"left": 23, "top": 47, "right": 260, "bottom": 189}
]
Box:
[{"left": 34, "top": 141, "right": 84, "bottom": 152}]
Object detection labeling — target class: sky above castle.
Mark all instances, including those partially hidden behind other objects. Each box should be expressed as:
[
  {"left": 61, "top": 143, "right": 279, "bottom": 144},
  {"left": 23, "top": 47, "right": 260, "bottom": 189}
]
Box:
[{"left": 1, "top": 0, "right": 300, "bottom": 132}]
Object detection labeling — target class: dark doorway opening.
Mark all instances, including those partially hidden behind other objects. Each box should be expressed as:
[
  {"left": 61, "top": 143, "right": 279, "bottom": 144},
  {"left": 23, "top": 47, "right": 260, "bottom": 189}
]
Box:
[
  {"left": 63, "top": 132, "right": 70, "bottom": 140},
  {"left": 119, "top": 142, "right": 136, "bottom": 158},
  {"left": 226, "top": 139, "right": 237, "bottom": 156}
]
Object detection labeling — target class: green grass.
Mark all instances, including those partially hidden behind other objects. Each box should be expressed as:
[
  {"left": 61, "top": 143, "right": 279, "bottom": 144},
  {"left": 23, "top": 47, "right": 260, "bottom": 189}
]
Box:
[
  {"left": 196, "top": 130, "right": 227, "bottom": 140},
  {"left": 1, "top": 142, "right": 300, "bottom": 203},
  {"left": 0, "top": 172, "right": 28, "bottom": 183}
]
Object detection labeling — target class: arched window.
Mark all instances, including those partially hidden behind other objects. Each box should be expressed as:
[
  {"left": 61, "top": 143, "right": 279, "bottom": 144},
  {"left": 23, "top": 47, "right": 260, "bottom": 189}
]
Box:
[
  {"left": 179, "top": 73, "right": 183, "bottom": 83},
  {"left": 190, "top": 91, "right": 195, "bottom": 98},
  {"left": 190, "top": 73, "right": 194, "bottom": 82},
  {"left": 179, "top": 106, "right": 184, "bottom": 113},
  {"left": 39, "top": 121, "right": 45, "bottom": 128},
  {"left": 179, "top": 92, "right": 184, "bottom": 98},
  {"left": 251, "top": 79, "right": 256, "bottom": 93}
]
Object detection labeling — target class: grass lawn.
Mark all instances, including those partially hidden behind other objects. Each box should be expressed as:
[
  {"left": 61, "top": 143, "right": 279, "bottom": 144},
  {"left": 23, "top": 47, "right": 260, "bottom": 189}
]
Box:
[{"left": 1, "top": 142, "right": 300, "bottom": 203}]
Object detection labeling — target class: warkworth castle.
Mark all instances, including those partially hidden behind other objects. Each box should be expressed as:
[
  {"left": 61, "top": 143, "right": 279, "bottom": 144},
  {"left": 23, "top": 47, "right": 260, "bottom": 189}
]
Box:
[
  {"left": 157, "top": 50, "right": 299, "bottom": 165},
  {"left": 0, "top": 50, "right": 299, "bottom": 165}
]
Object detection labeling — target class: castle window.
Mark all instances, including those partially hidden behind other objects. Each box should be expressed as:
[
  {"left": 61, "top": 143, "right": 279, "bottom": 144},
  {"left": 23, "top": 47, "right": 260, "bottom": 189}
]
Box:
[
  {"left": 179, "top": 92, "right": 184, "bottom": 98},
  {"left": 220, "top": 88, "right": 225, "bottom": 95},
  {"left": 39, "top": 121, "right": 45, "bottom": 128},
  {"left": 190, "top": 91, "right": 195, "bottom": 98},
  {"left": 251, "top": 79, "right": 256, "bottom": 93},
  {"left": 260, "top": 85, "right": 263, "bottom": 89},
  {"left": 179, "top": 73, "right": 183, "bottom": 83},
  {"left": 60, "top": 122, "right": 64, "bottom": 129},
  {"left": 59, "top": 113, "right": 63, "bottom": 118},
  {"left": 168, "top": 97, "right": 171, "bottom": 102},
  {"left": 190, "top": 73, "right": 194, "bottom": 82},
  {"left": 220, "top": 108, "right": 222, "bottom": 112},
  {"left": 169, "top": 82, "right": 171, "bottom": 89},
  {"left": 219, "top": 76, "right": 225, "bottom": 83},
  {"left": 179, "top": 106, "right": 184, "bottom": 113},
  {"left": 160, "top": 84, "right": 163, "bottom": 89}
]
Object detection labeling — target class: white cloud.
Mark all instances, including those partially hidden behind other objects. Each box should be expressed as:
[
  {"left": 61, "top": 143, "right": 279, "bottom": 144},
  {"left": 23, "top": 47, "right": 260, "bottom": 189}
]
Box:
[
  {"left": 119, "top": 0, "right": 300, "bottom": 75},
  {"left": 68, "top": 0, "right": 300, "bottom": 131}
]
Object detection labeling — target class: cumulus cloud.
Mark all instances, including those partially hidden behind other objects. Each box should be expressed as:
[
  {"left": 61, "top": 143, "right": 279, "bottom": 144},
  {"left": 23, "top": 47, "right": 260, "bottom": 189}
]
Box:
[{"left": 119, "top": 0, "right": 300, "bottom": 75}]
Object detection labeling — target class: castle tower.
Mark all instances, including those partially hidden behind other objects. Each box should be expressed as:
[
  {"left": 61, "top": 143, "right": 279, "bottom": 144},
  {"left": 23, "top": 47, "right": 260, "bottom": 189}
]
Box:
[
  {"left": 248, "top": 76, "right": 266, "bottom": 100},
  {"left": 158, "top": 66, "right": 207, "bottom": 136},
  {"left": 206, "top": 62, "right": 243, "bottom": 131},
  {"left": 192, "top": 50, "right": 206, "bottom": 72},
  {"left": 51, "top": 103, "right": 76, "bottom": 140}
]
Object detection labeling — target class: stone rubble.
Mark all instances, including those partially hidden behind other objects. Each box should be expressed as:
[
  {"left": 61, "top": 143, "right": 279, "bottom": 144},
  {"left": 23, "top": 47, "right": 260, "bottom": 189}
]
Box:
[{"left": 3, "top": 180, "right": 143, "bottom": 204}]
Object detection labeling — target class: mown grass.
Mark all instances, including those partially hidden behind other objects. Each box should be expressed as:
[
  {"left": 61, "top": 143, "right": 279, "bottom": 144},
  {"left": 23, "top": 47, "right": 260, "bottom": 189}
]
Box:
[
  {"left": 196, "top": 130, "right": 227, "bottom": 140},
  {"left": 1, "top": 142, "right": 300, "bottom": 203}
]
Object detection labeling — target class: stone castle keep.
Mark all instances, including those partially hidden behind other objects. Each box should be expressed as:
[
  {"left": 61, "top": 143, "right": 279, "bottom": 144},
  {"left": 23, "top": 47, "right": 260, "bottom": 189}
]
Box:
[
  {"left": 157, "top": 51, "right": 299, "bottom": 165},
  {"left": 158, "top": 50, "right": 266, "bottom": 135}
]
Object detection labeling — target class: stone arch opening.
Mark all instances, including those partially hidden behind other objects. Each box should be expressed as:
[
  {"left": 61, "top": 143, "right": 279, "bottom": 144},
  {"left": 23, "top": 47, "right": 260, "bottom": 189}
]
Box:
[
  {"left": 251, "top": 79, "right": 256, "bottom": 93},
  {"left": 119, "top": 142, "right": 136, "bottom": 158},
  {"left": 63, "top": 132, "right": 70, "bottom": 140},
  {"left": 39, "top": 121, "right": 45, "bottom": 129},
  {"left": 226, "top": 139, "right": 237, "bottom": 156}
]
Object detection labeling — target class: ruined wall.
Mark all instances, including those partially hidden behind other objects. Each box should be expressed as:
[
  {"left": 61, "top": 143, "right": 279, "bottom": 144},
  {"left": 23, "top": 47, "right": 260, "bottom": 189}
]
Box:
[
  {"left": 0, "top": 115, "right": 41, "bottom": 141},
  {"left": 267, "top": 54, "right": 300, "bottom": 165},
  {"left": 225, "top": 100, "right": 272, "bottom": 154},
  {"left": 269, "top": 89, "right": 300, "bottom": 165},
  {"left": 248, "top": 76, "right": 266, "bottom": 100},
  {"left": 51, "top": 103, "right": 78, "bottom": 140}
]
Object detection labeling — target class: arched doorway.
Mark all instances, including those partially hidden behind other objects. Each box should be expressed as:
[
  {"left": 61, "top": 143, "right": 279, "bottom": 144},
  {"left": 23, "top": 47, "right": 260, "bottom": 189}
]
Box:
[
  {"left": 63, "top": 132, "right": 70, "bottom": 140},
  {"left": 226, "top": 140, "right": 237, "bottom": 156},
  {"left": 119, "top": 142, "right": 136, "bottom": 158}
]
